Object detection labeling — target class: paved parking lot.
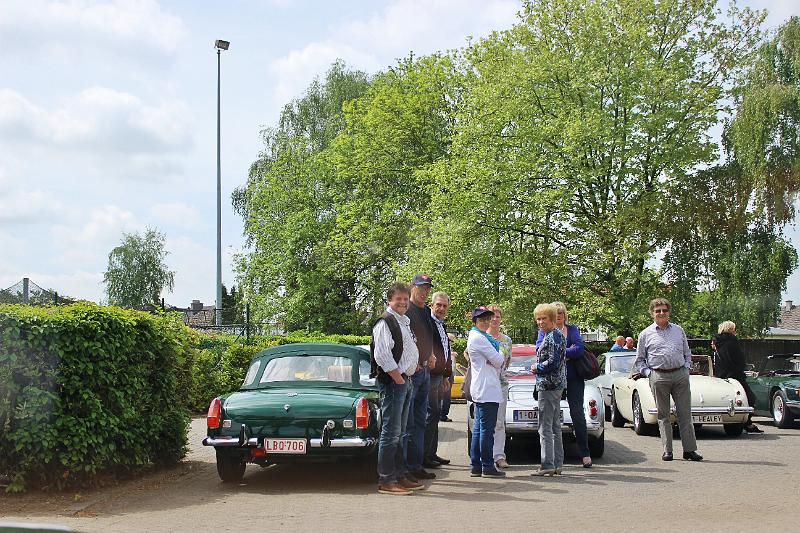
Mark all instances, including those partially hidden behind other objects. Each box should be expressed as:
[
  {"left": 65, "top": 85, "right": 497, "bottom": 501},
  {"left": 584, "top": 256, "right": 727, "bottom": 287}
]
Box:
[{"left": 2, "top": 404, "right": 798, "bottom": 532}]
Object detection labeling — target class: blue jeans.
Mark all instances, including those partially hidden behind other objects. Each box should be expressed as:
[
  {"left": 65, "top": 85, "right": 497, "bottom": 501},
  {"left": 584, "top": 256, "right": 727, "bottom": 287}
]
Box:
[
  {"left": 377, "top": 378, "right": 412, "bottom": 484},
  {"left": 566, "top": 378, "right": 590, "bottom": 458},
  {"left": 403, "top": 367, "right": 429, "bottom": 471},
  {"left": 470, "top": 402, "right": 499, "bottom": 471},
  {"left": 440, "top": 376, "right": 452, "bottom": 419}
]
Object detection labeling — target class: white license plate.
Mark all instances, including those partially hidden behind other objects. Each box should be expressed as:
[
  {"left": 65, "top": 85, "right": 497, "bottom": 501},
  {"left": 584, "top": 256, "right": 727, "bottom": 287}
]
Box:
[
  {"left": 692, "top": 415, "right": 722, "bottom": 423},
  {"left": 263, "top": 438, "right": 307, "bottom": 454},
  {"left": 514, "top": 410, "right": 537, "bottom": 421}
]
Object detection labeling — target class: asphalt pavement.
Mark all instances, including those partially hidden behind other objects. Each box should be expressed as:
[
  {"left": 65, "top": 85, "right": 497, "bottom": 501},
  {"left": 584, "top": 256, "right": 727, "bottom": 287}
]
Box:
[{"left": 1, "top": 404, "right": 798, "bottom": 532}]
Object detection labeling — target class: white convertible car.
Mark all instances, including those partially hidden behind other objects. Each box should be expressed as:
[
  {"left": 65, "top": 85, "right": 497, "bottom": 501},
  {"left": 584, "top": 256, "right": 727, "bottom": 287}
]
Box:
[
  {"left": 588, "top": 351, "right": 638, "bottom": 421},
  {"left": 610, "top": 355, "right": 754, "bottom": 436},
  {"left": 468, "top": 344, "right": 605, "bottom": 457}
]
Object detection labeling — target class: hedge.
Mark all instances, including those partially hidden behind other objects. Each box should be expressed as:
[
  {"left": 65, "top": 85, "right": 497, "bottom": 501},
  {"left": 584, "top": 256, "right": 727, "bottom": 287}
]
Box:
[{"left": 0, "top": 303, "right": 196, "bottom": 492}]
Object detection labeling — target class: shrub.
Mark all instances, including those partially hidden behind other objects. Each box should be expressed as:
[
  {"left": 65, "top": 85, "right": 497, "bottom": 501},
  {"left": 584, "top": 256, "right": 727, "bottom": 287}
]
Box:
[{"left": 0, "top": 303, "right": 196, "bottom": 492}]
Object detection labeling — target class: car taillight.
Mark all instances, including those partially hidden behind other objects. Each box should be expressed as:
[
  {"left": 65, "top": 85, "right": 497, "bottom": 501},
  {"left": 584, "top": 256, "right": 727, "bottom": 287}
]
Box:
[
  {"left": 588, "top": 399, "right": 597, "bottom": 418},
  {"left": 356, "top": 397, "right": 369, "bottom": 429},
  {"left": 207, "top": 397, "right": 221, "bottom": 429},
  {"left": 736, "top": 399, "right": 743, "bottom": 406}
]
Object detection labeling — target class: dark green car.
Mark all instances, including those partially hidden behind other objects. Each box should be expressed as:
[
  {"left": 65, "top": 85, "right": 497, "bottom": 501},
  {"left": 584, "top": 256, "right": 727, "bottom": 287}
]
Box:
[
  {"left": 747, "top": 354, "right": 800, "bottom": 429},
  {"left": 203, "top": 343, "right": 380, "bottom": 482}
]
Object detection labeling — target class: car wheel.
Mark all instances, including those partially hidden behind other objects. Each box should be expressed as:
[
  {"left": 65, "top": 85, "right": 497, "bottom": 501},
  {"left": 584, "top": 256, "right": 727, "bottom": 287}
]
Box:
[
  {"left": 723, "top": 423, "right": 743, "bottom": 437},
  {"left": 216, "top": 451, "right": 246, "bottom": 483},
  {"left": 610, "top": 391, "right": 625, "bottom": 428},
  {"left": 772, "top": 390, "right": 796, "bottom": 429},
  {"left": 588, "top": 432, "right": 604, "bottom": 458},
  {"left": 632, "top": 392, "right": 655, "bottom": 436}
]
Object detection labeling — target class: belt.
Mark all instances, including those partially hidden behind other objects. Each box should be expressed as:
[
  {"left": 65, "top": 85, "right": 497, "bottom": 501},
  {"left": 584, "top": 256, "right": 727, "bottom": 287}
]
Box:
[
  {"left": 401, "top": 373, "right": 408, "bottom": 379},
  {"left": 654, "top": 366, "right": 683, "bottom": 373}
]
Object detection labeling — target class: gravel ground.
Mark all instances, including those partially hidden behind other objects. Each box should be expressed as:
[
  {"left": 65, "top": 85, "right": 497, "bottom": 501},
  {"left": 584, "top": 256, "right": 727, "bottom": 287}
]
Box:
[{"left": 2, "top": 404, "right": 798, "bottom": 532}]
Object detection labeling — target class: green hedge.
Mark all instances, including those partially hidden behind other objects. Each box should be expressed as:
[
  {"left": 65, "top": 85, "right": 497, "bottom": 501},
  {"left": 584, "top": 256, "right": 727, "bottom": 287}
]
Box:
[{"left": 0, "top": 303, "right": 196, "bottom": 492}]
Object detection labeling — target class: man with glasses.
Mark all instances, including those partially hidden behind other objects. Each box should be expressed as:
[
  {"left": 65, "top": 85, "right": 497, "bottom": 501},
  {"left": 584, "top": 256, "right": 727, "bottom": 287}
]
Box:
[{"left": 633, "top": 298, "right": 703, "bottom": 462}]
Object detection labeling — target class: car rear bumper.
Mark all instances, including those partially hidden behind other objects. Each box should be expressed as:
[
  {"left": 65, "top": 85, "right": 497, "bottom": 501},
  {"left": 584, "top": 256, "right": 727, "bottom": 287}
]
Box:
[
  {"left": 647, "top": 406, "right": 754, "bottom": 416},
  {"left": 203, "top": 436, "right": 376, "bottom": 448}
]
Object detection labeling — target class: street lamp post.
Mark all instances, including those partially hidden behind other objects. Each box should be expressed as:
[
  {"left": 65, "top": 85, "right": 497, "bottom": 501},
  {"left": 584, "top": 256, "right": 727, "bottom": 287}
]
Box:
[{"left": 214, "top": 39, "right": 229, "bottom": 326}]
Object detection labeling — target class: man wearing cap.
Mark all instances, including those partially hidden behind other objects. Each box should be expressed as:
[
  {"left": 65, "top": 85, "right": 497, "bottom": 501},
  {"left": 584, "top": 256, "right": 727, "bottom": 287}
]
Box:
[
  {"left": 404, "top": 273, "right": 438, "bottom": 479},
  {"left": 424, "top": 291, "right": 453, "bottom": 468},
  {"left": 633, "top": 298, "right": 703, "bottom": 462},
  {"left": 371, "top": 282, "right": 424, "bottom": 495}
]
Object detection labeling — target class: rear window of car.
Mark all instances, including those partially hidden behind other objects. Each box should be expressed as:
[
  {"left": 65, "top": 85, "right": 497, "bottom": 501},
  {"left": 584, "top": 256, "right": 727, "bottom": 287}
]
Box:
[
  {"left": 260, "top": 355, "right": 354, "bottom": 383},
  {"left": 243, "top": 360, "right": 261, "bottom": 386}
]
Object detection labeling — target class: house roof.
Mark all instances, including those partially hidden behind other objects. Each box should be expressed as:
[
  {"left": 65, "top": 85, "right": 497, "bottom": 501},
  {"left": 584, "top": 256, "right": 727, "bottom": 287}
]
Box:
[{"left": 778, "top": 300, "right": 800, "bottom": 330}]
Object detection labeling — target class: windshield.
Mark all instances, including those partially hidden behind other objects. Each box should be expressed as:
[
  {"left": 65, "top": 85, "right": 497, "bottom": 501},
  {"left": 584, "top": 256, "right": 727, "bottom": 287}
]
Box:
[
  {"left": 609, "top": 355, "right": 636, "bottom": 373},
  {"left": 763, "top": 356, "right": 800, "bottom": 374},
  {"left": 508, "top": 356, "right": 536, "bottom": 375},
  {"left": 260, "top": 355, "right": 354, "bottom": 383},
  {"left": 690, "top": 356, "right": 711, "bottom": 376}
]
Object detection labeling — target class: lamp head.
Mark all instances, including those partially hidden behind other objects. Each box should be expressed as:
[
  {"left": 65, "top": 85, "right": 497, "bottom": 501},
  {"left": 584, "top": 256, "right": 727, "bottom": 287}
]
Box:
[{"left": 215, "top": 40, "right": 230, "bottom": 50}]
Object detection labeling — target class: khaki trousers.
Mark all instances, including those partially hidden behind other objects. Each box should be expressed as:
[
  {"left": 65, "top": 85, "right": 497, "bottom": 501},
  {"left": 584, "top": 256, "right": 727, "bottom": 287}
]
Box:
[{"left": 649, "top": 367, "right": 697, "bottom": 454}]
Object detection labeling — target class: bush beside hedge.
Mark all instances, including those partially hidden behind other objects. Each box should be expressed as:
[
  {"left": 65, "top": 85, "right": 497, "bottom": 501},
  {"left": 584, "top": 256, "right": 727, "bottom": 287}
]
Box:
[{"left": 0, "top": 303, "right": 196, "bottom": 492}]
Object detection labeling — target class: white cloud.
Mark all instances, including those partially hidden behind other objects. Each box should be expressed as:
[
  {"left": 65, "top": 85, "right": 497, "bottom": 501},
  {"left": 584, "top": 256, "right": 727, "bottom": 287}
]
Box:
[
  {"left": 0, "top": 0, "right": 185, "bottom": 59},
  {"left": 149, "top": 201, "right": 201, "bottom": 229},
  {"left": 270, "top": 42, "right": 381, "bottom": 106},
  {"left": 339, "top": 0, "right": 518, "bottom": 55},
  {"left": 0, "top": 88, "right": 192, "bottom": 153},
  {"left": 269, "top": 0, "right": 519, "bottom": 107},
  {"left": 51, "top": 205, "right": 144, "bottom": 268},
  {"left": 0, "top": 188, "right": 64, "bottom": 224}
]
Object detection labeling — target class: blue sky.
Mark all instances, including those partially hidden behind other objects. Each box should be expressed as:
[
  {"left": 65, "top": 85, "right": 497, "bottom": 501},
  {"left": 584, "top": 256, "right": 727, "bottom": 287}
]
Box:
[{"left": 1, "top": 0, "right": 797, "bottom": 309}]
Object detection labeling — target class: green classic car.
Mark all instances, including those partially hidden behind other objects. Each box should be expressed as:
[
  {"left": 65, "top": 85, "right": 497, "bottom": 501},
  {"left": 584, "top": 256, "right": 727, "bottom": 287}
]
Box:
[
  {"left": 747, "top": 353, "right": 800, "bottom": 429},
  {"left": 203, "top": 343, "right": 380, "bottom": 482}
]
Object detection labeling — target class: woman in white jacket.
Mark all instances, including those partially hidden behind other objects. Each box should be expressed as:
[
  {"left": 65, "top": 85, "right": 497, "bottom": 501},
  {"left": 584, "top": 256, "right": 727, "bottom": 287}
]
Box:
[{"left": 467, "top": 306, "right": 507, "bottom": 478}]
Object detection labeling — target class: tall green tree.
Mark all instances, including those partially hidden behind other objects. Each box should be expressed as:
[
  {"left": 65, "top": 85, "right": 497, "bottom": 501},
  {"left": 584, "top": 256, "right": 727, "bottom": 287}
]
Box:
[
  {"left": 665, "top": 17, "right": 800, "bottom": 336},
  {"left": 416, "top": 0, "right": 763, "bottom": 332},
  {"left": 103, "top": 228, "right": 175, "bottom": 308},
  {"left": 233, "top": 61, "right": 372, "bottom": 332},
  {"left": 730, "top": 16, "right": 800, "bottom": 225}
]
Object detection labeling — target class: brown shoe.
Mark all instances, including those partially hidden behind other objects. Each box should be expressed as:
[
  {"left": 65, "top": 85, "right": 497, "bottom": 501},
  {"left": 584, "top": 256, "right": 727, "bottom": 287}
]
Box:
[
  {"left": 398, "top": 477, "right": 426, "bottom": 491},
  {"left": 495, "top": 458, "right": 510, "bottom": 469},
  {"left": 377, "top": 482, "right": 412, "bottom": 495}
]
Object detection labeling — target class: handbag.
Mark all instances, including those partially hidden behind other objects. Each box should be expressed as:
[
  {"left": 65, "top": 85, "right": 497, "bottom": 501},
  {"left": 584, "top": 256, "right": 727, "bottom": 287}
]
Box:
[
  {"left": 574, "top": 349, "right": 600, "bottom": 380},
  {"left": 461, "top": 366, "right": 473, "bottom": 402}
]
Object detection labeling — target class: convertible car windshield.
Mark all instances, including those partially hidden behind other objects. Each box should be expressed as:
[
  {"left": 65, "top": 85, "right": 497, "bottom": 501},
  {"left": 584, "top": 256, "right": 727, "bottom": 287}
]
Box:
[
  {"left": 609, "top": 355, "right": 636, "bottom": 373},
  {"left": 260, "top": 355, "right": 354, "bottom": 383},
  {"left": 762, "top": 356, "right": 800, "bottom": 375},
  {"left": 508, "top": 356, "right": 536, "bottom": 375}
]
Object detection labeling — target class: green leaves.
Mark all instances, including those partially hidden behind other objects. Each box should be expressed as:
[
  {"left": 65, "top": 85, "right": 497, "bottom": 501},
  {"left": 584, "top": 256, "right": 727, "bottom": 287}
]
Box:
[
  {"left": 103, "top": 228, "right": 175, "bottom": 309},
  {"left": 233, "top": 1, "right": 795, "bottom": 339},
  {"left": 0, "top": 303, "right": 195, "bottom": 491}
]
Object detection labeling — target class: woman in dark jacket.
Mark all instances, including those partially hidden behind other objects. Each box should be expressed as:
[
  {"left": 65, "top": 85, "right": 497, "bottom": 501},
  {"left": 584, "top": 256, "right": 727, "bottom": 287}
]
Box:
[{"left": 714, "top": 321, "right": 762, "bottom": 433}]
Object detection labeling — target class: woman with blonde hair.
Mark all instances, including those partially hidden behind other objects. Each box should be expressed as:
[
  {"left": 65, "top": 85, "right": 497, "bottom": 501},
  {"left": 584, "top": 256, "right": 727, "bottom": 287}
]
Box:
[
  {"left": 532, "top": 303, "right": 566, "bottom": 476},
  {"left": 535, "top": 301, "right": 592, "bottom": 467},
  {"left": 713, "top": 321, "right": 762, "bottom": 433}
]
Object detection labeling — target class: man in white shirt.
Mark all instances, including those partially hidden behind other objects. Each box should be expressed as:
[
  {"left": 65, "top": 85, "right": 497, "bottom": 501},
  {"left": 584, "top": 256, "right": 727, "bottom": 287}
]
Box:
[{"left": 371, "top": 282, "right": 422, "bottom": 495}]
